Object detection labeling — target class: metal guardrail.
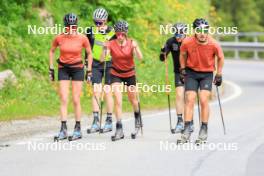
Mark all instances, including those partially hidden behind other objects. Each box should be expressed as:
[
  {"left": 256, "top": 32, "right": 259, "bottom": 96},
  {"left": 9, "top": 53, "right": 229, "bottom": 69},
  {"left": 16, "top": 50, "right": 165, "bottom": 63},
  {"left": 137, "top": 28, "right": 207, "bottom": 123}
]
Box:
[{"left": 216, "top": 32, "right": 264, "bottom": 60}]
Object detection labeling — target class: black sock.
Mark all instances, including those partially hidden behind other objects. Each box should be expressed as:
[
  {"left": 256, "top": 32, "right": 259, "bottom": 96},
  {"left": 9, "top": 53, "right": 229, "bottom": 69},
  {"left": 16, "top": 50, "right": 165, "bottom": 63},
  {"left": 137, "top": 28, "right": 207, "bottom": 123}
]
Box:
[
  {"left": 177, "top": 114, "right": 183, "bottom": 122},
  {"left": 184, "top": 121, "right": 191, "bottom": 126},
  {"left": 201, "top": 122, "right": 208, "bottom": 129},
  {"left": 106, "top": 113, "right": 112, "bottom": 122},
  {"left": 93, "top": 112, "right": 99, "bottom": 122},
  {"left": 74, "top": 121, "right": 81, "bottom": 131},
  {"left": 61, "top": 121, "right": 67, "bottom": 130},
  {"left": 116, "top": 120, "right": 122, "bottom": 128},
  {"left": 134, "top": 111, "right": 140, "bottom": 119}
]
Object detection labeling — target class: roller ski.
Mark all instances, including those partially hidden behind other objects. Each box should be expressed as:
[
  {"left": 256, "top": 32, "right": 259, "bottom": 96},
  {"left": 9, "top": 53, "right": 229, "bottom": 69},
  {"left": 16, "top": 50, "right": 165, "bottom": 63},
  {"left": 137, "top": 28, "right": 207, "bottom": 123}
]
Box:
[
  {"left": 54, "top": 129, "right": 68, "bottom": 142},
  {"left": 131, "top": 112, "right": 143, "bottom": 139},
  {"left": 111, "top": 122, "right": 124, "bottom": 141},
  {"left": 100, "top": 117, "right": 113, "bottom": 133},
  {"left": 68, "top": 129, "right": 82, "bottom": 141},
  {"left": 195, "top": 124, "right": 208, "bottom": 146},
  {"left": 177, "top": 122, "right": 192, "bottom": 145},
  {"left": 87, "top": 119, "right": 100, "bottom": 134}
]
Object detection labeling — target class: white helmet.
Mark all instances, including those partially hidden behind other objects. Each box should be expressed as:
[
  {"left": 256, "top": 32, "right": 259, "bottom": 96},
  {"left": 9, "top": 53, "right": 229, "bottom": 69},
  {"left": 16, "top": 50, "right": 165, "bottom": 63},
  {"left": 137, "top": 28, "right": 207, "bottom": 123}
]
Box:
[{"left": 93, "top": 8, "right": 108, "bottom": 21}]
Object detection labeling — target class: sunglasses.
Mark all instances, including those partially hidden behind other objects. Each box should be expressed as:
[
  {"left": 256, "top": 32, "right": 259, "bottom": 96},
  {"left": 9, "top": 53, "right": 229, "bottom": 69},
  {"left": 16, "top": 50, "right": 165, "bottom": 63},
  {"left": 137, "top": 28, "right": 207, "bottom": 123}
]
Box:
[
  {"left": 195, "top": 28, "right": 209, "bottom": 34},
  {"left": 94, "top": 20, "right": 104, "bottom": 26},
  {"left": 175, "top": 33, "right": 185, "bottom": 38}
]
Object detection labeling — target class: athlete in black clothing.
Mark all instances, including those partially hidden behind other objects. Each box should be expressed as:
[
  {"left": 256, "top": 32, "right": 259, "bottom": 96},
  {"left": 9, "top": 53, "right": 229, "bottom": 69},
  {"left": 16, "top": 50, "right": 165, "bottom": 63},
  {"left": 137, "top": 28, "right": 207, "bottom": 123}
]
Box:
[{"left": 160, "top": 23, "right": 193, "bottom": 133}]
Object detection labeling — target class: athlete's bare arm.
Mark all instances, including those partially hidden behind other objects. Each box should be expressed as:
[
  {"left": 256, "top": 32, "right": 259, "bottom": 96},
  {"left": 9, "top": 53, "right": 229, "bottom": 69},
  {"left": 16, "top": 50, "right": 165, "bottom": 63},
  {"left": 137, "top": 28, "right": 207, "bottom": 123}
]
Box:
[
  {"left": 180, "top": 51, "right": 188, "bottom": 69},
  {"left": 85, "top": 45, "right": 93, "bottom": 71},
  {"left": 132, "top": 40, "right": 143, "bottom": 60},
  {"left": 216, "top": 53, "right": 224, "bottom": 75}
]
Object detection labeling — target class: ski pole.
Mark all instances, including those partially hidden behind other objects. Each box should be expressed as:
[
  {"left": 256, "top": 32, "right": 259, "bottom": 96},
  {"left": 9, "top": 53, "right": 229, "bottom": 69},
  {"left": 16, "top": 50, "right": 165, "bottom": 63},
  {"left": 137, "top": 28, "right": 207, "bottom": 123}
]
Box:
[
  {"left": 99, "top": 60, "right": 108, "bottom": 133},
  {"left": 197, "top": 92, "right": 201, "bottom": 125},
  {"left": 216, "top": 85, "right": 226, "bottom": 135},
  {"left": 136, "top": 81, "right": 143, "bottom": 135},
  {"left": 164, "top": 55, "right": 174, "bottom": 134}
]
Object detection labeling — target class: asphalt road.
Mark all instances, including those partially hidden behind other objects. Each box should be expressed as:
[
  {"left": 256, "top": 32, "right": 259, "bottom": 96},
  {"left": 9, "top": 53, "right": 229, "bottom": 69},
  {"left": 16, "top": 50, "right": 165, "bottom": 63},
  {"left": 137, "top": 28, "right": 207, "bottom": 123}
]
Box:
[{"left": 0, "top": 60, "right": 264, "bottom": 176}]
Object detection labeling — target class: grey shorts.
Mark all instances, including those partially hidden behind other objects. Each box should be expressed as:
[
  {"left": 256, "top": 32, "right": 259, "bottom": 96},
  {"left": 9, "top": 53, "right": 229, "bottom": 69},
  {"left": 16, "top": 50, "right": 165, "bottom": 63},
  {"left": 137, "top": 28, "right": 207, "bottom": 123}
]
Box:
[{"left": 185, "top": 68, "right": 213, "bottom": 92}]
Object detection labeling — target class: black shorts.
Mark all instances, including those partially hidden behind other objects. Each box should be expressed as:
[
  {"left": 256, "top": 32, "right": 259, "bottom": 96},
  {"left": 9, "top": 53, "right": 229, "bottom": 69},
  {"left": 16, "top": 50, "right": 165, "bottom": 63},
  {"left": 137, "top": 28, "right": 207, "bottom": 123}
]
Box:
[
  {"left": 110, "top": 74, "right": 136, "bottom": 86},
  {"left": 185, "top": 68, "right": 213, "bottom": 92},
  {"left": 92, "top": 60, "right": 111, "bottom": 85},
  {"left": 174, "top": 73, "right": 184, "bottom": 87},
  {"left": 58, "top": 67, "right": 84, "bottom": 81}
]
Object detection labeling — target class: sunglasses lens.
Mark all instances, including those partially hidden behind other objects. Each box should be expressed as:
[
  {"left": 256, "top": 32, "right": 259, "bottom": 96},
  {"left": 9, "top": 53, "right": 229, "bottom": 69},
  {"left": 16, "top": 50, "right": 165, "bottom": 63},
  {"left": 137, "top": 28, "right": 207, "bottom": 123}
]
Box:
[
  {"left": 94, "top": 20, "right": 103, "bottom": 26},
  {"left": 175, "top": 33, "right": 184, "bottom": 38},
  {"left": 196, "top": 28, "right": 209, "bottom": 34}
]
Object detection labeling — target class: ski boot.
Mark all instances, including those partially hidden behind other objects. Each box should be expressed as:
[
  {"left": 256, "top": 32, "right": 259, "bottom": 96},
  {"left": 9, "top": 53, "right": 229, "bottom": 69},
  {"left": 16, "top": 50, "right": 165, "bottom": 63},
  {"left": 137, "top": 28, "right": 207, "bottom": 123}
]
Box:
[
  {"left": 131, "top": 112, "right": 143, "bottom": 139},
  {"left": 100, "top": 117, "right": 113, "bottom": 133},
  {"left": 111, "top": 122, "right": 124, "bottom": 141},
  {"left": 68, "top": 128, "right": 82, "bottom": 141},
  {"left": 174, "top": 120, "right": 184, "bottom": 133},
  {"left": 195, "top": 124, "right": 208, "bottom": 145},
  {"left": 189, "top": 120, "right": 194, "bottom": 133},
  {"left": 177, "top": 122, "right": 192, "bottom": 145},
  {"left": 87, "top": 119, "right": 100, "bottom": 134},
  {"left": 54, "top": 128, "right": 68, "bottom": 142}
]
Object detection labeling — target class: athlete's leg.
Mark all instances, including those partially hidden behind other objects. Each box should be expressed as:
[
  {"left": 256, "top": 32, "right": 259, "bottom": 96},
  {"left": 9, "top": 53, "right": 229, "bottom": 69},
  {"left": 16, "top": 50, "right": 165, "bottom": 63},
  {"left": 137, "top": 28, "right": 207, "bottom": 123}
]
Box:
[
  {"left": 175, "top": 86, "right": 184, "bottom": 116},
  {"left": 59, "top": 80, "right": 70, "bottom": 121},
  {"left": 72, "top": 81, "right": 83, "bottom": 121},
  {"left": 112, "top": 82, "right": 123, "bottom": 121},
  {"left": 184, "top": 90, "right": 197, "bottom": 122}
]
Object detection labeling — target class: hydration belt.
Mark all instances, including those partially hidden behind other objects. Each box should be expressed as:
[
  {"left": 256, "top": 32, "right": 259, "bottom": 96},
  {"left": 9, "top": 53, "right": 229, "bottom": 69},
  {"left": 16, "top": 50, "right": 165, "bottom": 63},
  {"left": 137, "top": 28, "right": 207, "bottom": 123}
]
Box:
[{"left": 57, "top": 59, "right": 83, "bottom": 68}]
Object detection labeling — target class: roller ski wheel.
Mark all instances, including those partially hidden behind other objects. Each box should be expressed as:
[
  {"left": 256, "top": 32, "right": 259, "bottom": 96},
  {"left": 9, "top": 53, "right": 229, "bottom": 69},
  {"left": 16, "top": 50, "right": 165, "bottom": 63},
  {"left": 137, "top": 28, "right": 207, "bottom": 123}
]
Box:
[
  {"left": 87, "top": 123, "right": 100, "bottom": 134},
  {"left": 176, "top": 139, "right": 189, "bottom": 145},
  {"left": 195, "top": 139, "right": 207, "bottom": 146},
  {"left": 68, "top": 130, "right": 82, "bottom": 141},
  {"left": 195, "top": 125, "right": 208, "bottom": 146},
  {"left": 54, "top": 130, "right": 68, "bottom": 142}
]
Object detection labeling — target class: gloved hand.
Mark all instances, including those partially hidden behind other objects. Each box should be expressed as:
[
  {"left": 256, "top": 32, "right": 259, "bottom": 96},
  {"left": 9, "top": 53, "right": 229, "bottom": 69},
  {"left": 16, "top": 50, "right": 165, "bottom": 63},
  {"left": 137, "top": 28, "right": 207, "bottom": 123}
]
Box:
[
  {"left": 160, "top": 48, "right": 166, "bottom": 62},
  {"left": 85, "top": 70, "right": 92, "bottom": 83},
  {"left": 49, "top": 68, "right": 55, "bottom": 81},
  {"left": 179, "top": 68, "right": 187, "bottom": 84},
  {"left": 214, "top": 74, "right": 222, "bottom": 86}
]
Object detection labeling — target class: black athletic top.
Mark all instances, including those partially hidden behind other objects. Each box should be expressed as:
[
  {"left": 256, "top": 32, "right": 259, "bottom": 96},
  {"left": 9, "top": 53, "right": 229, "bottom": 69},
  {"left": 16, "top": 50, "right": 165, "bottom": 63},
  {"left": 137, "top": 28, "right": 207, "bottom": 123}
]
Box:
[{"left": 160, "top": 37, "right": 182, "bottom": 73}]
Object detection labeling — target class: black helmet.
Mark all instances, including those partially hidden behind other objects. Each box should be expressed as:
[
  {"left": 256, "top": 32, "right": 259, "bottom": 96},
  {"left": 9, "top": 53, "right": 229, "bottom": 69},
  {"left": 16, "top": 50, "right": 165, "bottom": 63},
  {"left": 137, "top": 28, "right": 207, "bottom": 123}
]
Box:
[
  {"left": 173, "top": 22, "right": 187, "bottom": 34},
  {"left": 193, "top": 18, "right": 209, "bottom": 29},
  {"left": 114, "top": 20, "right": 129, "bottom": 33},
  {"left": 93, "top": 8, "right": 108, "bottom": 21},
  {"left": 64, "top": 13, "right": 78, "bottom": 26}
]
